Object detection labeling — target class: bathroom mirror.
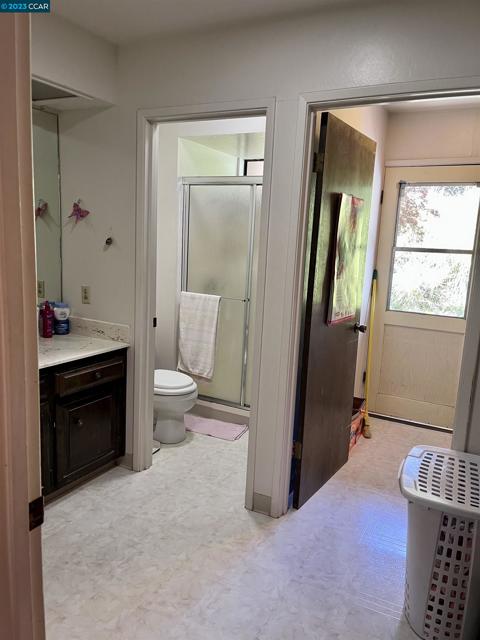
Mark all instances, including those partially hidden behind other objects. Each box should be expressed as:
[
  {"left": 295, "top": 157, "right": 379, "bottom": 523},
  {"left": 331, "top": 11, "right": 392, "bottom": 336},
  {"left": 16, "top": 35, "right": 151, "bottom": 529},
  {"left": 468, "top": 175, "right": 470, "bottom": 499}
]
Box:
[{"left": 32, "top": 108, "right": 62, "bottom": 301}]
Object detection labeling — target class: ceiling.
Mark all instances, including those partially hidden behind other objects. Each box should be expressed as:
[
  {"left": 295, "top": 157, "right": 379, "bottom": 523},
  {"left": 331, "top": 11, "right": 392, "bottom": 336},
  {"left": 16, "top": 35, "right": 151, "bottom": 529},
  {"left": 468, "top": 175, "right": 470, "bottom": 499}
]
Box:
[{"left": 51, "top": 0, "right": 365, "bottom": 45}]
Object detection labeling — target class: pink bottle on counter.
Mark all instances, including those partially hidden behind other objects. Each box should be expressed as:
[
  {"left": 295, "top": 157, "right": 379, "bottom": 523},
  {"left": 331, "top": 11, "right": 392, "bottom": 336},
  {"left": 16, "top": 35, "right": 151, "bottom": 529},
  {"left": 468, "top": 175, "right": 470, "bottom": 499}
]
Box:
[{"left": 41, "top": 301, "right": 54, "bottom": 338}]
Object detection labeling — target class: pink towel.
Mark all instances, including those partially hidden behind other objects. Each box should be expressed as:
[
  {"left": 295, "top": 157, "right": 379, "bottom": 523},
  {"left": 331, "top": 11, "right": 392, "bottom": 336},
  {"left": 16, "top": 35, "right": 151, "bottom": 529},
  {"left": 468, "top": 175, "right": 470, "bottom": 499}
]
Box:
[{"left": 184, "top": 414, "right": 248, "bottom": 441}]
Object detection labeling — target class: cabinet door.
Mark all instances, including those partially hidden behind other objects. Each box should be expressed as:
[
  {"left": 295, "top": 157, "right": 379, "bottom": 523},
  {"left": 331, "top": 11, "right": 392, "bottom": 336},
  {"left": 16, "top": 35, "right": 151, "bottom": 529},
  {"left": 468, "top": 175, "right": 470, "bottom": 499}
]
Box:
[
  {"left": 55, "top": 388, "right": 120, "bottom": 486},
  {"left": 40, "top": 400, "right": 55, "bottom": 495}
]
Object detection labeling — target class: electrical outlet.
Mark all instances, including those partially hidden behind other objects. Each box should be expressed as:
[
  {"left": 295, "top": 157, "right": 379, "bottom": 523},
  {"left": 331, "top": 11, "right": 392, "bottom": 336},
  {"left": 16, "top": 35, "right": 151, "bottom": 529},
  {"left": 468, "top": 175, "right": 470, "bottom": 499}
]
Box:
[
  {"left": 81, "top": 286, "right": 91, "bottom": 304},
  {"left": 37, "top": 280, "right": 45, "bottom": 298}
]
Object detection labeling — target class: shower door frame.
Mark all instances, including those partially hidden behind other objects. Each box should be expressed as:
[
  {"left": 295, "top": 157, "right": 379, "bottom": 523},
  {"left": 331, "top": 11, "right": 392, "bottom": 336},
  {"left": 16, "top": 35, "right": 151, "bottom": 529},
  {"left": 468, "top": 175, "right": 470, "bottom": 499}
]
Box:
[{"left": 181, "top": 176, "right": 263, "bottom": 409}]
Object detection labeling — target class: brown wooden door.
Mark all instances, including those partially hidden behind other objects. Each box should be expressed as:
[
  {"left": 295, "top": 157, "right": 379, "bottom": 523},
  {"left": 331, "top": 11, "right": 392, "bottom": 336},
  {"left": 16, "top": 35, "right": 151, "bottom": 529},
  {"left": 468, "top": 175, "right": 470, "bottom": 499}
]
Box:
[{"left": 293, "top": 112, "right": 376, "bottom": 508}]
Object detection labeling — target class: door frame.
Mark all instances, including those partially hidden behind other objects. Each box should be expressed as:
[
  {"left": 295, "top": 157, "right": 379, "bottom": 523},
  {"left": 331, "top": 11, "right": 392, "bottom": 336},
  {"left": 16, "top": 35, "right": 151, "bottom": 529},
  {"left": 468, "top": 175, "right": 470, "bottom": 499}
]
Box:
[
  {"left": 0, "top": 14, "right": 45, "bottom": 640},
  {"left": 134, "top": 98, "right": 275, "bottom": 512},
  {"left": 278, "top": 77, "right": 480, "bottom": 514}
]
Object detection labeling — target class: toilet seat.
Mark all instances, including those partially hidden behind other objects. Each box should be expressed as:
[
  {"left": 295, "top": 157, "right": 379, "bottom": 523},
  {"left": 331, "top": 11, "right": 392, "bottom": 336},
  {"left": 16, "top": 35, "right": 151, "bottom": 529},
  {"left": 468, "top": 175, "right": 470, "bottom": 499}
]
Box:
[{"left": 154, "top": 369, "right": 197, "bottom": 396}]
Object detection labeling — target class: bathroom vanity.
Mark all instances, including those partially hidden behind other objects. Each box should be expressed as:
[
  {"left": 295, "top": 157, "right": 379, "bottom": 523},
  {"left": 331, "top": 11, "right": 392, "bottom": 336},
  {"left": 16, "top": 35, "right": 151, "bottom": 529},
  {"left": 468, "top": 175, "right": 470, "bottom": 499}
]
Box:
[
  {"left": 38, "top": 336, "right": 128, "bottom": 498},
  {"left": 33, "top": 96, "right": 130, "bottom": 500}
]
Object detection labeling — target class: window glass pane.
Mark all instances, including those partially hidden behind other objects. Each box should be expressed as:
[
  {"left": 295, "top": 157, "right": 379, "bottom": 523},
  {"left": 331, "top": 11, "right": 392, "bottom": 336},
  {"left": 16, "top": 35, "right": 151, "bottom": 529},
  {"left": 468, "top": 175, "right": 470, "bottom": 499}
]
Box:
[
  {"left": 397, "top": 184, "right": 480, "bottom": 250},
  {"left": 244, "top": 160, "right": 264, "bottom": 176},
  {"left": 389, "top": 251, "right": 471, "bottom": 317}
]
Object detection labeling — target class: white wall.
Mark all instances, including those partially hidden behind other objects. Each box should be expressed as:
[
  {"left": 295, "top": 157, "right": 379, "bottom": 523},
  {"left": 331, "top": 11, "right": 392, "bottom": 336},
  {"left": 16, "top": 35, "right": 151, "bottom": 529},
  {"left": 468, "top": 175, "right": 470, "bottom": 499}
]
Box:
[
  {"left": 330, "top": 106, "right": 388, "bottom": 397},
  {"left": 386, "top": 106, "right": 480, "bottom": 162},
  {"left": 31, "top": 13, "right": 117, "bottom": 104},
  {"left": 33, "top": 0, "right": 480, "bottom": 507},
  {"left": 178, "top": 139, "right": 238, "bottom": 178}
]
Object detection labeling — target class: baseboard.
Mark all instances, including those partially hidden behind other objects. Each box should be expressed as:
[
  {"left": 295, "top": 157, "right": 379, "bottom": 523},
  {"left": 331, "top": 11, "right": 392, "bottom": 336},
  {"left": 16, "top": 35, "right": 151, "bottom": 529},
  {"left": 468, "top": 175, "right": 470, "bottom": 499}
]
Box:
[
  {"left": 117, "top": 452, "right": 133, "bottom": 469},
  {"left": 369, "top": 411, "right": 453, "bottom": 434},
  {"left": 191, "top": 399, "right": 250, "bottom": 426},
  {"left": 252, "top": 492, "right": 272, "bottom": 516}
]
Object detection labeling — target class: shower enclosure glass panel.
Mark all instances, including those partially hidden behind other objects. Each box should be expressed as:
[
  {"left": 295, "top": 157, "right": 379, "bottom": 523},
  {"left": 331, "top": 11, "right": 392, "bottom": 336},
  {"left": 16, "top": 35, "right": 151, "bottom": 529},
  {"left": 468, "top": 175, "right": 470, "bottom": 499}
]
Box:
[
  {"left": 187, "top": 185, "right": 251, "bottom": 298},
  {"left": 182, "top": 178, "right": 262, "bottom": 407}
]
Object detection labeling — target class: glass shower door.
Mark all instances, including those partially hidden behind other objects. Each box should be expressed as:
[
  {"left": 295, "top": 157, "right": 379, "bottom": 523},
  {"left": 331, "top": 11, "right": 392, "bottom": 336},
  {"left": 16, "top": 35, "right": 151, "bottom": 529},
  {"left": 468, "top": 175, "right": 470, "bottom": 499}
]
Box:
[{"left": 184, "top": 183, "right": 253, "bottom": 405}]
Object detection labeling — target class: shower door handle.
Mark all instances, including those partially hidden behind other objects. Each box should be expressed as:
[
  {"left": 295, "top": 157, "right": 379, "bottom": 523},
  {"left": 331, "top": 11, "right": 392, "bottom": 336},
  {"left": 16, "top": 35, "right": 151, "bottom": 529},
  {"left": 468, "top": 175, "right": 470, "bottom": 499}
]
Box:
[{"left": 221, "top": 296, "right": 249, "bottom": 303}]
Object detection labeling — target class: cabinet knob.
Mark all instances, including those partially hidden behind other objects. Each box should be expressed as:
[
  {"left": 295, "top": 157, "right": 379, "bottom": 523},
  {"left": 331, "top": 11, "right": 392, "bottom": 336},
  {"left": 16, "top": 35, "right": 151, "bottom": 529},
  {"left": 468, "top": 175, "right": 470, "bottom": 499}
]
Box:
[
  {"left": 75, "top": 419, "right": 84, "bottom": 427},
  {"left": 95, "top": 371, "right": 102, "bottom": 380}
]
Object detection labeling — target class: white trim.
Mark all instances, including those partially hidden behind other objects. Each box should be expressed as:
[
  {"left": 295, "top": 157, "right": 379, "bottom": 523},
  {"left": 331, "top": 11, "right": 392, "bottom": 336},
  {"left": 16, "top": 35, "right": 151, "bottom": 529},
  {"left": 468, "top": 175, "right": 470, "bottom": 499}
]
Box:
[
  {"left": 133, "top": 116, "right": 158, "bottom": 471},
  {"left": 277, "top": 77, "right": 480, "bottom": 515},
  {"left": 386, "top": 158, "right": 480, "bottom": 167},
  {"left": 453, "top": 196, "right": 480, "bottom": 451},
  {"left": 134, "top": 98, "right": 275, "bottom": 514},
  {"left": 182, "top": 176, "right": 263, "bottom": 185},
  {"left": 269, "top": 100, "right": 316, "bottom": 518}
]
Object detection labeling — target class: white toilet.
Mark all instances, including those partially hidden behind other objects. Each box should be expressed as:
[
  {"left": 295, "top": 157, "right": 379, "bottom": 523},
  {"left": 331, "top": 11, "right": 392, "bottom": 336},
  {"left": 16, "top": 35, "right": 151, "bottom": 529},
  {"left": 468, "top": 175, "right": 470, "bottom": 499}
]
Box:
[{"left": 153, "top": 369, "right": 198, "bottom": 444}]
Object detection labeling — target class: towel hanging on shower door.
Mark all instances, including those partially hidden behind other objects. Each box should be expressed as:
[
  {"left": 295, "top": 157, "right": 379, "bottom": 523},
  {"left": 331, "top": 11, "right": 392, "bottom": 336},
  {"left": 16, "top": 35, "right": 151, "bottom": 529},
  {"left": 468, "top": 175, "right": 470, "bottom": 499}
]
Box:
[{"left": 177, "top": 291, "right": 221, "bottom": 380}]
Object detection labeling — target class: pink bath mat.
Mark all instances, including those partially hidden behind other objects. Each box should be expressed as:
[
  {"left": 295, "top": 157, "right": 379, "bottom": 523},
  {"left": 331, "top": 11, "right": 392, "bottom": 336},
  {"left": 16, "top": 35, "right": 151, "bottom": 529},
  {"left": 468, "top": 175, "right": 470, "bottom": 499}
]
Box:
[{"left": 184, "top": 414, "right": 248, "bottom": 441}]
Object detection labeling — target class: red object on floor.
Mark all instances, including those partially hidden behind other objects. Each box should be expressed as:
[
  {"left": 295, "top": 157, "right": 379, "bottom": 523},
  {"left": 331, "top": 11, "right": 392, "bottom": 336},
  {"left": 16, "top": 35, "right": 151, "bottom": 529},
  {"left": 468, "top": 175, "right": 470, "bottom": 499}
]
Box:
[{"left": 350, "top": 397, "right": 365, "bottom": 451}]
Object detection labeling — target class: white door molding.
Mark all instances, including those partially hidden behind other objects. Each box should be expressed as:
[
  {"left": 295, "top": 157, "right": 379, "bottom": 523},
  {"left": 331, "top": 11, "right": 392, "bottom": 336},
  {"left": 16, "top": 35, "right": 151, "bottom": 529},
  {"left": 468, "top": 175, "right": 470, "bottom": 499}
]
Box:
[{"left": 134, "top": 98, "right": 276, "bottom": 515}]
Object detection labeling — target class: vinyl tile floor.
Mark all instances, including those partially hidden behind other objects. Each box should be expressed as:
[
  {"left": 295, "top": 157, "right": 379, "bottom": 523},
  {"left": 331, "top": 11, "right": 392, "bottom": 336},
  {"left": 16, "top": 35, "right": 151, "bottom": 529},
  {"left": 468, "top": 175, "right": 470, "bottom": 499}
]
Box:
[{"left": 43, "top": 418, "right": 451, "bottom": 639}]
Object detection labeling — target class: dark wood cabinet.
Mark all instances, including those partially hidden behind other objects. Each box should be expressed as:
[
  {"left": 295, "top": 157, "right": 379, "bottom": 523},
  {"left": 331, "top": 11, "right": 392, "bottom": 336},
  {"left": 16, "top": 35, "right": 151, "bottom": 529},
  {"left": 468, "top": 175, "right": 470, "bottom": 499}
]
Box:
[
  {"left": 39, "top": 349, "right": 127, "bottom": 498},
  {"left": 40, "top": 399, "right": 55, "bottom": 494}
]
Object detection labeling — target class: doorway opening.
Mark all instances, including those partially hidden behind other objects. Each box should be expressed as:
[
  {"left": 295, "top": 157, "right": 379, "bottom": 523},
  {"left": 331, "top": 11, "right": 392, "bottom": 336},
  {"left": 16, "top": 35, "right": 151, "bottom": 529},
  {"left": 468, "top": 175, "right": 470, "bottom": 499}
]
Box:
[
  {"left": 370, "top": 165, "right": 480, "bottom": 430},
  {"left": 135, "top": 108, "right": 273, "bottom": 511},
  {"left": 291, "top": 94, "right": 480, "bottom": 509}
]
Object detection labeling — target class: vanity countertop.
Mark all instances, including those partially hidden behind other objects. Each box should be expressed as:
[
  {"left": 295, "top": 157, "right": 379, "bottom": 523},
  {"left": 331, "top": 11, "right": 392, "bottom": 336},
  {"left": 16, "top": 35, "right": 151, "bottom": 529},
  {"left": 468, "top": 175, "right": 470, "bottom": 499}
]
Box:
[{"left": 38, "top": 334, "right": 129, "bottom": 370}]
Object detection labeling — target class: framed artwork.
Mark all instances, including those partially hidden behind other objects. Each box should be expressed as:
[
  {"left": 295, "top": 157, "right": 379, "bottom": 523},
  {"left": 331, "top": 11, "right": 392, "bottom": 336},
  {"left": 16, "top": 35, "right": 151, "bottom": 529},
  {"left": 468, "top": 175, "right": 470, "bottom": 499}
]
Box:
[{"left": 327, "top": 193, "right": 365, "bottom": 325}]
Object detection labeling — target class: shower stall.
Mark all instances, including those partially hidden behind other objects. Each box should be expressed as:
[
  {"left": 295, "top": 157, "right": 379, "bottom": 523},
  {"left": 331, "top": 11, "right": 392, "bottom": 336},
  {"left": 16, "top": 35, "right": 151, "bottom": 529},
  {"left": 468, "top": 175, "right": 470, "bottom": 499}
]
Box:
[{"left": 181, "top": 176, "right": 263, "bottom": 409}]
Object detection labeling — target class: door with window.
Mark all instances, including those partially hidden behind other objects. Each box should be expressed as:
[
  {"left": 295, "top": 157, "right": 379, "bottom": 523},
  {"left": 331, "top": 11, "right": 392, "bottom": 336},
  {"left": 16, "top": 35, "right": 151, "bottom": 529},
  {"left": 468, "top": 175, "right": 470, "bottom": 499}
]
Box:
[{"left": 371, "top": 166, "right": 480, "bottom": 428}]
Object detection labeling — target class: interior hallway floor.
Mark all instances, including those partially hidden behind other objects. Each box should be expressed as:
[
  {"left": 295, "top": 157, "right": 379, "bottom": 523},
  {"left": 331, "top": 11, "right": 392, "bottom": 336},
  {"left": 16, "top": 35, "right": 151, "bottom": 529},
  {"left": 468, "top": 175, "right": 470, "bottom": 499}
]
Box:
[{"left": 43, "top": 418, "right": 451, "bottom": 640}]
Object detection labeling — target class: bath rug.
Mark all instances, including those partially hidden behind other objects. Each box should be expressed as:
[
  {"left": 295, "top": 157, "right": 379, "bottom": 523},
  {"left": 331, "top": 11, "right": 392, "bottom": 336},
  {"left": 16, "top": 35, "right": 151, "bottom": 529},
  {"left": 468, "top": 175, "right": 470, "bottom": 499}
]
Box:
[{"left": 184, "top": 414, "right": 248, "bottom": 441}]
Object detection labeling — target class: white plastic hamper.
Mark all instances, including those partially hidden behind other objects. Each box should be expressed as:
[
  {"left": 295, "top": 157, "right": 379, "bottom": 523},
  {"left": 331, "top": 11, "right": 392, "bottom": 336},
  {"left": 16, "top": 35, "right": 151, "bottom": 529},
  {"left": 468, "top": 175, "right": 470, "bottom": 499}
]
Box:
[{"left": 399, "top": 446, "right": 480, "bottom": 640}]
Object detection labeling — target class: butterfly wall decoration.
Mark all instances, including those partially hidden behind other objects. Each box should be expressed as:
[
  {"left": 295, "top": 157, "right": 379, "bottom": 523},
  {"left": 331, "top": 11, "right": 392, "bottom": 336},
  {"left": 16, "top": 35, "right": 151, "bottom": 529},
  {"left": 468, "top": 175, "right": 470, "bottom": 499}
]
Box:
[
  {"left": 35, "top": 199, "right": 48, "bottom": 219},
  {"left": 69, "top": 199, "right": 91, "bottom": 224}
]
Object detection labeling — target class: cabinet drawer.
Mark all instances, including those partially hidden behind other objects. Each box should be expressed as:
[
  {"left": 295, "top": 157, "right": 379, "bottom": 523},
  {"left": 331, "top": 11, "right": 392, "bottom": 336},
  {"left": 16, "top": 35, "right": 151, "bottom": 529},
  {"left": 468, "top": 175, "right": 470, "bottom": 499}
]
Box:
[{"left": 55, "top": 357, "right": 124, "bottom": 397}]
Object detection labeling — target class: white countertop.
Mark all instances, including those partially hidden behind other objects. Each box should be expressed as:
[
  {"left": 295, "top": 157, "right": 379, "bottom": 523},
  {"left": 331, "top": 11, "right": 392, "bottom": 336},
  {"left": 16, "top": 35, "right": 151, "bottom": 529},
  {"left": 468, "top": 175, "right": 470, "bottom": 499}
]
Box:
[{"left": 38, "top": 334, "right": 129, "bottom": 369}]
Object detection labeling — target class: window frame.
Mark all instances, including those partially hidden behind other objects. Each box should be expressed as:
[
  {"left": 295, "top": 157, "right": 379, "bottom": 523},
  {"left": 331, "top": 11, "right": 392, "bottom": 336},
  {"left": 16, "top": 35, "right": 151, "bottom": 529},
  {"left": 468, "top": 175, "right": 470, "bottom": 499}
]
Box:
[{"left": 386, "top": 180, "right": 480, "bottom": 320}]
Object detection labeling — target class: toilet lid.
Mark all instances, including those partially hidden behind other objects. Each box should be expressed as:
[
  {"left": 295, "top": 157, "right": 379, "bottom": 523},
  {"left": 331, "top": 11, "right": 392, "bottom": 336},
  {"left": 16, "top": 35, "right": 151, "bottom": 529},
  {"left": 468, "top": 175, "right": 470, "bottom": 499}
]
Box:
[{"left": 154, "top": 369, "right": 197, "bottom": 396}]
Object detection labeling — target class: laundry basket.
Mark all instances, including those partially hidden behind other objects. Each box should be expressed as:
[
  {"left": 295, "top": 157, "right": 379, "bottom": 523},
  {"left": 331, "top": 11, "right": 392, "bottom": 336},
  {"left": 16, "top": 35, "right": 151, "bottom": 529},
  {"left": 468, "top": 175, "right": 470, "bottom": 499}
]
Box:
[{"left": 399, "top": 446, "right": 480, "bottom": 640}]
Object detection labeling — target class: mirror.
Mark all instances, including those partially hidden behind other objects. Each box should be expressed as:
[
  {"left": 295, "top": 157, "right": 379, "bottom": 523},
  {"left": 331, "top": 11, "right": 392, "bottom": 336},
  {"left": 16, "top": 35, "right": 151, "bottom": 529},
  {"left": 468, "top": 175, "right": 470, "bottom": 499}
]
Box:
[{"left": 32, "top": 108, "right": 62, "bottom": 301}]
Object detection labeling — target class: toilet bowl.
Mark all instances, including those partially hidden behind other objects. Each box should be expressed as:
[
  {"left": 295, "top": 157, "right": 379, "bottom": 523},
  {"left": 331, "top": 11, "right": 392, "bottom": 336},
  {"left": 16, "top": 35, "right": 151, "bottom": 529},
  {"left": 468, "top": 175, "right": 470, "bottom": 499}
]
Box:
[{"left": 153, "top": 369, "right": 198, "bottom": 444}]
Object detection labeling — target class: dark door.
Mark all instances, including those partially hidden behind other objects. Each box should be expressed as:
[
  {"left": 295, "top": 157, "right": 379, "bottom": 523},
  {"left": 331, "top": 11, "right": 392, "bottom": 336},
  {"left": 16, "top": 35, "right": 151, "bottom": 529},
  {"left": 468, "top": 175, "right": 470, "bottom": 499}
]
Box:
[
  {"left": 293, "top": 112, "right": 376, "bottom": 508},
  {"left": 55, "top": 388, "right": 120, "bottom": 486}
]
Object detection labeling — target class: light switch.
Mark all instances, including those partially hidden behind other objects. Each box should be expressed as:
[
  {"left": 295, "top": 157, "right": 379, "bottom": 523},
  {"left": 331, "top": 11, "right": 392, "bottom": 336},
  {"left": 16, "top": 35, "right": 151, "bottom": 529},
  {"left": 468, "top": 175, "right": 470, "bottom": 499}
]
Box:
[
  {"left": 37, "top": 280, "right": 45, "bottom": 298},
  {"left": 81, "top": 286, "right": 91, "bottom": 304}
]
